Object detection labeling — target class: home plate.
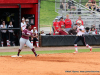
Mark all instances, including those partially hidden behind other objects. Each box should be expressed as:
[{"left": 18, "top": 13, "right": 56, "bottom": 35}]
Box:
[{"left": 11, "top": 55, "right": 22, "bottom": 57}]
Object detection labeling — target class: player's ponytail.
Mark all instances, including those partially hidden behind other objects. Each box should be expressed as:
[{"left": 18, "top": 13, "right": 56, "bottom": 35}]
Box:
[{"left": 26, "top": 24, "right": 31, "bottom": 29}]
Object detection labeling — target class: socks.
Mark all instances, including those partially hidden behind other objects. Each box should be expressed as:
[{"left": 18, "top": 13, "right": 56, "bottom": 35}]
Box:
[
  {"left": 74, "top": 44, "right": 78, "bottom": 51},
  {"left": 31, "top": 41, "right": 33, "bottom": 45},
  {"left": 1, "top": 41, "right": 3, "bottom": 47},
  {"left": 86, "top": 44, "right": 91, "bottom": 49},
  {"left": 17, "top": 49, "right": 21, "bottom": 56},
  {"left": 31, "top": 48, "right": 37, "bottom": 55},
  {"left": 7, "top": 40, "right": 10, "bottom": 46},
  {"left": 36, "top": 41, "right": 39, "bottom": 47}
]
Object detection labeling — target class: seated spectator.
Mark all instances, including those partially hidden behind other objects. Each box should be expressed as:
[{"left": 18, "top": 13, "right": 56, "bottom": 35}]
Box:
[
  {"left": 85, "top": 27, "right": 90, "bottom": 34},
  {"left": 64, "top": 15, "right": 72, "bottom": 32},
  {"left": 76, "top": 16, "right": 84, "bottom": 25},
  {"left": 8, "top": 21, "right": 15, "bottom": 46},
  {"left": 60, "top": 2, "right": 64, "bottom": 10},
  {"left": 91, "top": 25, "right": 97, "bottom": 34},
  {"left": 40, "top": 30, "right": 46, "bottom": 36},
  {"left": 59, "top": 25, "right": 68, "bottom": 35},
  {"left": 31, "top": 27, "right": 39, "bottom": 47},
  {"left": 68, "top": 25, "right": 77, "bottom": 35},
  {"left": 90, "top": 27, "right": 96, "bottom": 34},
  {"left": 53, "top": 18, "right": 59, "bottom": 34},
  {"left": 85, "top": 0, "right": 92, "bottom": 9},
  {"left": 68, "top": 0, "right": 76, "bottom": 11},
  {"left": 1, "top": 21, "right": 9, "bottom": 47},
  {"left": 91, "top": 0, "right": 97, "bottom": 11},
  {"left": 96, "top": 7, "right": 100, "bottom": 12},
  {"left": 58, "top": 17, "right": 64, "bottom": 29}
]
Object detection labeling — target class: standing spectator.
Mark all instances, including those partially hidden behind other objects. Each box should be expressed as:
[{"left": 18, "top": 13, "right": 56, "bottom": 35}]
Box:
[
  {"left": 76, "top": 16, "right": 84, "bottom": 25},
  {"left": 53, "top": 18, "right": 59, "bottom": 34},
  {"left": 25, "top": 19, "right": 29, "bottom": 26},
  {"left": 58, "top": 17, "right": 64, "bottom": 29},
  {"left": 68, "top": 0, "right": 76, "bottom": 11},
  {"left": 91, "top": 25, "right": 97, "bottom": 34},
  {"left": 31, "top": 27, "right": 39, "bottom": 47},
  {"left": 59, "top": 26, "right": 68, "bottom": 35},
  {"left": 1, "top": 21, "right": 9, "bottom": 47},
  {"left": 68, "top": 25, "right": 77, "bottom": 35},
  {"left": 21, "top": 17, "right": 26, "bottom": 31},
  {"left": 85, "top": 0, "right": 92, "bottom": 9},
  {"left": 8, "top": 21, "right": 15, "bottom": 46},
  {"left": 64, "top": 15, "right": 72, "bottom": 32}
]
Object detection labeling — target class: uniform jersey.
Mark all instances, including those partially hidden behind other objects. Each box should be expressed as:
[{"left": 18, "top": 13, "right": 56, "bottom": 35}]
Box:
[
  {"left": 58, "top": 21, "right": 64, "bottom": 28},
  {"left": 21, "top": 22, "right": 26, "bottom": 31},
  {"left": 64, "top": 19, "right": 72, "bottom": 28},
  {"left": 76, "top": 20, "right": 84, "bottom": 25},
  {"left": 31, "top": 29, "right": 38, "bottom": 36},
  {"left": 22, "top": 29, "right": 33, "bottom": 39},
  {"left": 77, "top": 25, "right": 85, "bottom": 36},
  {"left": 53, "top": 22, "right": 59, "bottom": 31},
  {"left": 1, "top": 25, "right": 7, "bottom": 33},
  {"left": 8, "top": 25, "right": 13, "bottom": 33}
]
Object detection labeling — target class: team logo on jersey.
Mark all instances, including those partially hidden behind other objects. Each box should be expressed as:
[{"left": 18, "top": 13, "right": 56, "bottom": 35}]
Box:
[{"left": 27, "top": 32, "right": 31, "bottom": 35}]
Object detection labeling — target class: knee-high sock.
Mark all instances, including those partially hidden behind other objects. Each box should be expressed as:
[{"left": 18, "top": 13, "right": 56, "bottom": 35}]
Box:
[
  {"left": 1, "top": 41, "right": 3, "bottom": 47},
  {"left": 36, "top": 41, "right": 39, "bottom": 47},
  {"left": 17, "top": 49, "right": 21, "bottom": 56},
  {"left": 86, "top": 44, "right": 91, "bottom": 49},
  {"left": 7, "top": 40, "right": 9, "bottom": 46},
  {"left": 74, "top": 44, "right": 78, "bottom": 51},
  {"left": 31, "top": 48, "right": 37, "bottom": 55}
]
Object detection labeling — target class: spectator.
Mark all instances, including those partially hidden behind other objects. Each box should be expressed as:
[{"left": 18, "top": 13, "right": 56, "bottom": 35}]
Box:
[
  {"left": 58, "top": 17, "right": 64, "bottom": 29},
  {"left": 68, "top": 25, "right": 77, "bottom": 35},
  {"left": 91, "top": 25, "right": 97, "bottom": 34},
  {"left": 96, "top": 7, "right": 100, "bottom": 12},
  {"left": 64, "top": 15, "right": 72, "bottom": 32},
  {"left": 90, "top": 27, "right": 96, "bottom": 34},
  {"left": 41, "top": 30, "right": 46, "bottom": 36},
  {"left": 91, "top": 0, "right": 97, "bottom": 11},
  {"left": 21, "top": 17, "right": 26, "bottom": 31},
  {"left": 85, "top": 0, "right": 92, "bottom": 9},
  {"left": 68, "top": 0, "right": 76, "bottom": 11},
  {"left": 59, "top": 25, "right": 68, "bottom": 35},
  {"left": 85, "top": 27, "right": 90, "bottom": 34},
  {"left": 25, "top": 19, "right": 29, "bottom": 26},
  {"left": 1, "top": 21, "right": 9, "bottom": 47},
  {"left": 53, "top": 18, "right": 59, "bottom": 34},
  {"left": 8, "top": 21, "right": 15, "bottom": 46},
  {"left": 31, "top": 27, "right": 39, "bottom": 47},
  {"left": 76, "top": 16, "right": 84, "bottom": 25},
  {"left": 60, "top": 2, "right": 64, "bottom": 10}
]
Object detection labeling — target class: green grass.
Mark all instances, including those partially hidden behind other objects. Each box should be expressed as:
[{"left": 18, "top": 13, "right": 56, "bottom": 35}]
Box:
[
  {"left": 40, "top": 0, "right": 58, "bottom": 27},
  {"left": 0, "top": 48, "right": 100, "bottom": 56}
]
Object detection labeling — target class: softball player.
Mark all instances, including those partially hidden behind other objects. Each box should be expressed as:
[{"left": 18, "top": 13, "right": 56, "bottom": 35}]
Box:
[
  {"left": 17, "top": 25, "right": 39, "bottom": 57},
  {"left": 74, "top": 21, "right": 92, "bottom": 53},
  {"left": 21, "top": 17, "right": 26, "bottom": 31}
]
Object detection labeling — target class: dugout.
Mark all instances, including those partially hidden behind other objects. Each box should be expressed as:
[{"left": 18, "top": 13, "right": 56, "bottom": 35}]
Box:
[{"left": 0, "top": 0, "right": 40, "bottom": 46}]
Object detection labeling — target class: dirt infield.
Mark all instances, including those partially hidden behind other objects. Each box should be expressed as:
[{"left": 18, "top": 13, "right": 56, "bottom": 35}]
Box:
[{"left": 0, "top": 52, "right": 100, "bottom": 75}]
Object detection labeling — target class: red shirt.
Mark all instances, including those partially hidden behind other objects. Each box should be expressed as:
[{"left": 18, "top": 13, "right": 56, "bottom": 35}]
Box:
[
  {"left": 64, "top": 19, "right": 72, "bottom": 28},
  {"left": 22, "top": 29, "right": 33, "bottom": 39},
  {"left": 59, "top": 29, "right": 68, "bottom": 35},
  {"left": 58, "top": 21, "right": 65, "bottom": 28},
  {"left": 76, "top": 20, "right": 84, "bottom": 25},
  {"left": 53, "top": 22, "right": 59, "bottom": 31}
]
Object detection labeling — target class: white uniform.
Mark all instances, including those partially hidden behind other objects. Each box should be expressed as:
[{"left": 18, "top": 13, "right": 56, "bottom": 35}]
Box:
[
  {"left": 1, "top": 25, "right": 7, "bottom": 33},
  {"left": 77, "top": 25, "right": 85, "bottom": 36},
  {"left": 21, "top": 22, "right": 26, "bottom": 31},
  {"left": 8, "top": 25, "right": 13, "bottom": 33}
]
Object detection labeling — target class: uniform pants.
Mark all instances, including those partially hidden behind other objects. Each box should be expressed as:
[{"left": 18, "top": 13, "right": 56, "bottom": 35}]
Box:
[
  {"left": 19, "top": 38, "right": 33, "bottom": 50},
  {"left": 74, "top": 35, "right": 86, "bottom": 46}
]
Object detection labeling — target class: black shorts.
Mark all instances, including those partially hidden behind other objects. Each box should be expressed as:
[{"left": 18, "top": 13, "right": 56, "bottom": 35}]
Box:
[{"left": 74, "top": 35, "right": 86, "bottom": 46}]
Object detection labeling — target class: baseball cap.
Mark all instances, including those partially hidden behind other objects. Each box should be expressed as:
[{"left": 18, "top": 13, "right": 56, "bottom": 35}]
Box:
[
  {"left": 60, "top": 17, "right": 63, "bottom": 19},
  {"left": 34, "top": 27, "right": 36, "bottom": 28},
  {"left": 55, "top": 18, "right": 58, "bottom": 19},
  {"left": 26, "top": 19, "right": 29, "bottom": 21}
]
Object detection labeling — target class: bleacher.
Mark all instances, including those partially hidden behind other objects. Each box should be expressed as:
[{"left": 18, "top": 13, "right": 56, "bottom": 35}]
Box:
[{"left": 55, "top": 0, "right": 100, "bottom": 33}]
